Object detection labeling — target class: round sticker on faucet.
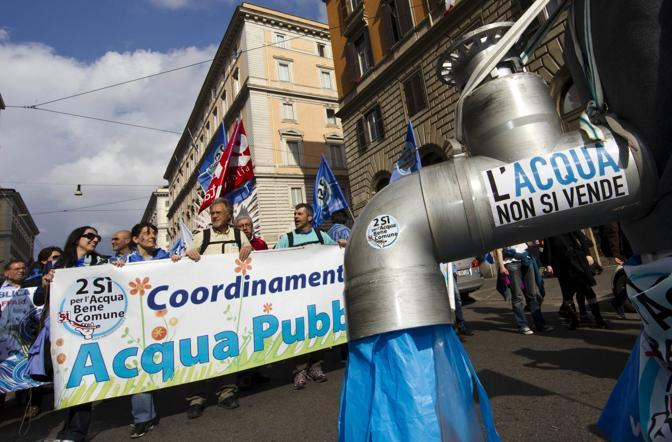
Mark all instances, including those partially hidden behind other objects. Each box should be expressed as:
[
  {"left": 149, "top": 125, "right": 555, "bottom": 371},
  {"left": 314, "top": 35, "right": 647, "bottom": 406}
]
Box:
[{"left": 366, "top": 214, "right": 400, "bottom": 249}]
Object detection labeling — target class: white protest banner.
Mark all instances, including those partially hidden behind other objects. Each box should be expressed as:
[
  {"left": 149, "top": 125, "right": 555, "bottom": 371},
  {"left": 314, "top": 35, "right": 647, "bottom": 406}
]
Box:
[
  {"left": 50, "top": 245, "right": 346, "bottom": 409},
  {"left": 482, "top": 139, "right": 630, "bottom": 227}
]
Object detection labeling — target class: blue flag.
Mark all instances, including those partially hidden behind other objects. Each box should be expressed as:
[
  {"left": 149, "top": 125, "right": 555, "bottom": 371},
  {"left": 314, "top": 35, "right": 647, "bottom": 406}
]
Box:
[
  {"left": 312, "top": 156, "right": 349, "bottom": 227},
  {"left": 197, "top": 123, "right": 228, "bottom": 192},
  {"left": 390, "top": 121, "right": 421, "bottom": 183}
]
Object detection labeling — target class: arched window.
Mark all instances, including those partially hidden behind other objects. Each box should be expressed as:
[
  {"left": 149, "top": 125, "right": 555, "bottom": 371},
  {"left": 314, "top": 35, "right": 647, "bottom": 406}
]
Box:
[
  {"left": 419, "top": 144, "right": 447, "bottom": 166},
  {"left": 371, "top": 170, "right": 391, "bottom": 195}
]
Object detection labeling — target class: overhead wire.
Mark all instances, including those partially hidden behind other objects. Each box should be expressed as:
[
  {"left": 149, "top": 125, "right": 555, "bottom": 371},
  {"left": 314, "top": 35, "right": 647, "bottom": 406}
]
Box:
[
  {"left": 5, "top": 106, "right": 182, "bottom": 134},
  {"left": 3, "top": 3, "right": 433, "bottom": 186},
  {"left": 1, "top": 182, "right": 163, "bottom": 187},
  {"left": 5, "top": 2, "right": 432, "bottom": 109},
  {"left": 32, "top": 208, "right": 146, "bottom": 215},
  {"left": 30, "top": 196, "right": 150, "bottom": 216}
]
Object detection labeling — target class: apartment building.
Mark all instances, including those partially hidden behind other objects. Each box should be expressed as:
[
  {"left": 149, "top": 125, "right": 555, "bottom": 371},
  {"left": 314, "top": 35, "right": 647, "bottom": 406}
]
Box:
[
  {"left": 323, "top": 0, "right": 578, "bottom": 214},
  {"left": 164, "top": 2, "right": 347, "bottom": 244}
]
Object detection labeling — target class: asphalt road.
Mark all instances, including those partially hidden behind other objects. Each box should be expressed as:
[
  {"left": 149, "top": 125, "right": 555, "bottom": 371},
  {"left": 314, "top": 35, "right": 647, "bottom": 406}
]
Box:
[{"left": 0, "top": 265, "right": 639, "bottom": 441}]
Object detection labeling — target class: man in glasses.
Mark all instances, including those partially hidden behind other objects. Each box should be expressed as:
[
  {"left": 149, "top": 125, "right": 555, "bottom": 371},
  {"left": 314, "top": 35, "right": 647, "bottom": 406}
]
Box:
[{"left": 235, "top": 214, "right": 268, "bottom": 251}]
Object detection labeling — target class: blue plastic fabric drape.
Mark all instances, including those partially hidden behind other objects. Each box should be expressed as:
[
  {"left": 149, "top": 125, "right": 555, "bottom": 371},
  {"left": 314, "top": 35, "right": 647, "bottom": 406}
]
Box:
[
  {"left": 597, "top": 256, "right": 672, "bottom": 442},
  {"left": 339, "top": 324, "right": 499, "bottom": 441}
]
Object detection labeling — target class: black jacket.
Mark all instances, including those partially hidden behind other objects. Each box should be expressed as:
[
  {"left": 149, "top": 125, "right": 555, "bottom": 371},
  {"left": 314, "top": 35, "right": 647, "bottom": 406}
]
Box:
[{"left": 543, "top": 231, "right": 596, "bottom": 287}]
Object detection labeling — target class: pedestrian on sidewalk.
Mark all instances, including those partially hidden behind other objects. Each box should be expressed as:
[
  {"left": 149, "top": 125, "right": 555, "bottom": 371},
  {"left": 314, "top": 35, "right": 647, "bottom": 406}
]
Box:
[{"left": 495, "top": 244, "right": 554, "bottom": 335}]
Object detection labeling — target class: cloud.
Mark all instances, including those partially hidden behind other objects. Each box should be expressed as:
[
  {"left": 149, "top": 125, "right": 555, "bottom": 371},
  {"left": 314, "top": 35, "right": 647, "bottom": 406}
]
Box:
[
  {"left": 0, "top": 38, "right": 215, "bottom": 255},
  {"left": 0, "top": 28, "right": 9, "bottom": 42}
]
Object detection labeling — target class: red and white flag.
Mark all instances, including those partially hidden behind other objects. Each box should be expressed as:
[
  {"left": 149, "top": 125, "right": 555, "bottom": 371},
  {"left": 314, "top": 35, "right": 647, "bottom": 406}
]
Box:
[
  {"left": 444, "top": 0, "right": 456, "bottom": 15},
  {"left": 198, "top": 119, "right": 241, "bottom": 213},
  {"left": 220, "top": 120, "right": 254, "bottom": 197}
]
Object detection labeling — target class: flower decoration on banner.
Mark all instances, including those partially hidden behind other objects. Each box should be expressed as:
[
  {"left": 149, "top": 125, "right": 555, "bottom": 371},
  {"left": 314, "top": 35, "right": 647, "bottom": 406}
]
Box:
[
  {"left": 263, "top": 303, "right": 273, "bottom": 314},
  {"left": 151, "top": 326, "right": 167, "bottom": 341},
  {"left": 235, "top": 258, "right": 252, "bottom": 275},
  {"left": 57, "top": 353, "right": 66, "bottom": 364},
  {"left": 155, "top": 309, "right": 168, "bottom": 317},
  {"left": 169, "top": 317, "right": 178, "bottom": 326},
  {"left": 129, "top": 277, "right": 152, "bottom": 296},
  {"left": 55, "top": 338, "right": 64, "bottom": 347}
]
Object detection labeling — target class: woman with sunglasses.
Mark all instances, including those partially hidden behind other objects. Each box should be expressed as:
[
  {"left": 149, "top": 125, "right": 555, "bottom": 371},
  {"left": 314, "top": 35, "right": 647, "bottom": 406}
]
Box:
[{"left": 31, "top": 226, "right": 107, "bottom": 442}]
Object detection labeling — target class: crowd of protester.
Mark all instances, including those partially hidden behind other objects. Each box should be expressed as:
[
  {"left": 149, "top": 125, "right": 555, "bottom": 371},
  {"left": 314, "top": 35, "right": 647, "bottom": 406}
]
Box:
[
  {"left": 0, "top": 198, "right": 629, "bottom": 440},
  {"left": 0, "top": 198, "right": 349, "bottom": 440}
]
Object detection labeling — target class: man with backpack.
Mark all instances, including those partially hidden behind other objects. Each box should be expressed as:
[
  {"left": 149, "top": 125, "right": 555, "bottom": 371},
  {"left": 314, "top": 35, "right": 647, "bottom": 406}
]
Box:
[
  {"left": 182, "top": 198, "right": 252, "bottom": 418},
  {"left": 274, "top": 203, "right": 343, "bottom": 389},
  {"left": 275, "top": 203, "right": 345, "bottom": 249},
  {"left": 186, "top": 198, "right": 252, "bottom": 261}
]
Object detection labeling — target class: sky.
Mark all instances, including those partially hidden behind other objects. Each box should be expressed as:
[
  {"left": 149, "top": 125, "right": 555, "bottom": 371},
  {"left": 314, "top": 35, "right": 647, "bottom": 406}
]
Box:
[{"left": 0, "top": 0, "right": 327, "bottom": 257}]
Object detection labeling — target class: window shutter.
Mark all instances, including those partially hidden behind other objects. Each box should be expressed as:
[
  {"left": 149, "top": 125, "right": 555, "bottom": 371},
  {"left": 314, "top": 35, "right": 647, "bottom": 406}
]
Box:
[
  {"left": 345, "top": 42, "right": 360, "bottom": 83},
  {"left": 397, "top": 0, "right": 414, "bottom": 36},
  {"left": 379, "top": 5, "right": 396, "bottom": 52},
  {"left": 356, "top": 119, "right": 366, "bottom": 149}
]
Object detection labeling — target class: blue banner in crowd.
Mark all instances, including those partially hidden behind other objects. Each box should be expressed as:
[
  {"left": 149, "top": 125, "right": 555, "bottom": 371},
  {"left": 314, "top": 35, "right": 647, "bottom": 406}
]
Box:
[
  {"left": 0, "top": 286, "right": 45, "bottom": 393},
  {"left": 312, "top": 156, "right": 349, "bottom": 227},
  {"left": 197, "top": 123, "right": 228, "bottom": 192},
  {"left": 390, "top": 121, "right": 422, "bottom": 183}
]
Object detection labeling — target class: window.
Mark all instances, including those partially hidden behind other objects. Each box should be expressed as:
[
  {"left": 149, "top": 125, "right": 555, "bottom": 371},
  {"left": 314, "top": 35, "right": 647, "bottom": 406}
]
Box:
[
  {"left": 383, "top": 0, "right": 414, "bottom": 48},
  {"left": 290, "top": 187, "right": 304, "bottom": 206},
  {"left": 326, "top": 108, "right": 337, "bottom": 126},
  {"left": 286, "top": 140, "right": 302, "bottom": 166},
  {"left": 221, "top": 91, "right": 228, "bottom": 116},
  {"left": 205, "top": 121, "right": 211, "bottom": 140},
  {"left": 320, "top": 70, "right": 333, "bottom": 89},
  {"left": 278, "top": 62, "right": 291, "bottom": 82},
  {"left": 274, "top": 33, "right": 287, "bottom": 49},
  {"left": 165, "top": 200, "right": 170, "bottom": 208},
  {"left": 281, "top": 102, "right": 295, "bottom": 121},
  {"left": 403, "top": 72, "right": 428, "bottom": 116},
  {"left": 388, "top": 1, "right": 402, "bottom": 43},
  {"left": 358, "top": 105, "right": 384, "bottom": 148},
  {"left": 329, "top": 144, "right": 345, "bottom": 168},
  {"left": 233, "top": 68, "right": 240, "bottom": 96},
  {"left": 317, "top": 43, "right": 326, "bottom": 57},
  {"left": 354, "top": 32, "right": 373, "bottom": 77},
  {"left": 372, "top": 171, "right": 391, "bottom": 195}
]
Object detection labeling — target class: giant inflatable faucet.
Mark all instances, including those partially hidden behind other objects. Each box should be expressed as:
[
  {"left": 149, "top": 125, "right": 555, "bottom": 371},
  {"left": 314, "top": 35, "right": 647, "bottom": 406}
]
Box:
[{"left": 339, "top": 0, "right": 671, "bottom": 439}]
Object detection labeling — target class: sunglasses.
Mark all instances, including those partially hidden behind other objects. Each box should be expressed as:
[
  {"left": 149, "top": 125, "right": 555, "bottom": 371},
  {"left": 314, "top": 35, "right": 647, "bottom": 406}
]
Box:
[{"left": 81, "top": 232, "right": 102, "bottom": 242}]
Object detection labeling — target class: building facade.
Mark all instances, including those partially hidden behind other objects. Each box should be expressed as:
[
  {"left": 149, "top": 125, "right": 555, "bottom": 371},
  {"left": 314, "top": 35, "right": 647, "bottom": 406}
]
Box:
[
  {"left": 324, "top": 0, "right": 580, "bottom": 214},
  {"left": 141, "top": 187, "right": 170, "bottom": 250},
  {"left": 0, "top": 188, "right": 39, "bottom": 263},
  {"left": 164, "top": 2, "right": 347, "bottom": 245}
]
